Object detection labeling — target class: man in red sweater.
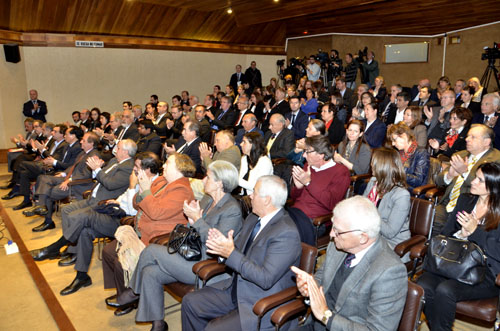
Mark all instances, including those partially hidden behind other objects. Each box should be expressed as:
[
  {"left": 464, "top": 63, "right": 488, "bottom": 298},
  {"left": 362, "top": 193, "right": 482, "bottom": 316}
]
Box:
[{"left": 291, "top": 135, "right": 350, "bottom": 219}]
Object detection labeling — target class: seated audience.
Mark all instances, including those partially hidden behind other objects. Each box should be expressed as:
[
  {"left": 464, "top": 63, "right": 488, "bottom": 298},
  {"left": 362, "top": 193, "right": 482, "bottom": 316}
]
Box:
[
  {"left": 321, "top": 102, "right": 345, "bottom": 145},
  {"left": 99, "top": 112, "right": 112, "bottom": 134},
  {"left": 300, "top": 88, "right": 318, "bottom": 117},
  {"left": 468, "top": 77, "right": 485, "bottom": 102},
  {"left": 291, "top": 135, "right": 350, "bottom": 219},
  {"left": 239, "top": 132, "right": 273, "bottom": 195},
  {"left": 30, "top": 139, "right": 137, "bottom": 295},
  {"left": 164, "top": 120, "right": 202, "bottom": 174},
  {"left": 288, "top": 119, "right": 325, "bottom": 167},
  {"left": 164, "top": 105, "right": 184, "bottom": 140},
  {"left": 193, "top": 105, "right": 212, "bottom": 143},
  {"left": 233, "top": 95, "right": 252, "bottom": 133},
  {"left": 418, "top": 162, "right": 500, "bottom": 330},
  {"left": 460, "top": 85, "right": 481, "bottom": 114},
  {"left": 291, "top": 196, "right": 407, "bottom": 331},
  {"left": 181, "top": 175, "right": 301, "bottom": 331},
  {"left": 111, "top": 161, "right": 242, "bottom": 328},
  {"left": 200, "top": 130, "right": 241, "bottom": 171},
  {"left": 385, "top": 91, "right": 410, "bottom": 125},
  {"left": 207, "top": 96, "right": 236, "bottom": 131},
  {"left": 471, "top": 93, "right": 500, "bottom": 150},
  {"left": 136, "top": 119, "right": 162, "bottom": 156},
  {"left": 330, "top": 91, "right": 347, "bottom": 124},
  {"left": 429, "top": 107, "right": 472, "bottom": 159},
  {"left": 363, "top": 148, "right": 411, "bottom": 252},
  {"left": 152, "top": 102, "right": 170, "bottom": 139},
  {"left": 235, "top": 113, "right": 263, "bottom": 147},
  {"left": 402, "top": 106, "right": 427, "bottom": 148},
  {"left": 425, "top": 89, "right": 456, "bottom": 140},
  {"left": 409, "top": 86, "right": 437, "bottom": 108},
  {"left": 334, "top": 119, "right": 372, "bottom": 175},
  {"left": 435, "top": 75, "right": 451, "bottom": 99},
  {"left": 388, "top": 122, "right": 430, "bottom": 191},
  {"left": 88, "top": 107, "right": 101, "bottom": 131},
  {"left": 370, "top": 75, "right": 387, "bottom": 102},
  {"left": 286, "top": 96, "right": 310, "bottom": 140},
  {"left": 264, "top": 114, "right": 295, "bottom": 159},
  {"left": 363, "top": 101, "right": 387, "bottom": 148},
  {"left": 351, "top": 86, "right": 371, "bottom": 119}
]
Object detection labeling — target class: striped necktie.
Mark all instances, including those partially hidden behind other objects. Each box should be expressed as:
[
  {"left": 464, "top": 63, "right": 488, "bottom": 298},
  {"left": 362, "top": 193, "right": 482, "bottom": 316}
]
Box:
[{"left": 446, "top": 156, "right": 478, "bottom": 212}]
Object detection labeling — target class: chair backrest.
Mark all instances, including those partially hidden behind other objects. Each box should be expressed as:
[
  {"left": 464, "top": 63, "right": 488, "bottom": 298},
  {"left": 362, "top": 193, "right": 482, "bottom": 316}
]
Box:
[
  {"left": 236, "top": 195, "right": 253, "bottom": 219},
  {"left": 409, "top": 197, "right": 435, "bottom": 239},
  {"left": 398, "top": 280, "right": 424, "bottom": 331},
  {"left": 300, "top": 243, "right": 318, "bottom": 274},
  {"left": 427, "top": 157, "right": 442, "bottom": 185}
]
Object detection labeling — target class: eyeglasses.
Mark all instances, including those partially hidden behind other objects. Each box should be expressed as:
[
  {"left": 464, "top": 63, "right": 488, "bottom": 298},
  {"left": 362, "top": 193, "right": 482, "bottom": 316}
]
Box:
[
  {"left": 331, "top": 225, "right": 363, "bottom": 237},
  {"left": 304, "top": 149, "right": 316, "bottom": 154}
]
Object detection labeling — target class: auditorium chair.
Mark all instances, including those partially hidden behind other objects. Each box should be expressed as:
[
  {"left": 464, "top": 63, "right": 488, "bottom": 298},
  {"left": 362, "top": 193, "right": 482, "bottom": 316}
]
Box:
[
  {"left": 410, "top": 243, "right": 500, "bottom": 329},
  {"left": 269, "top": 279, "right": 424, "bottom": 331}
]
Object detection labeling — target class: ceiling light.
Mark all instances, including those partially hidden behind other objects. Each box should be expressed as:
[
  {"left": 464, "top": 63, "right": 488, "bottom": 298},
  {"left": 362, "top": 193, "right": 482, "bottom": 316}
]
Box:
[
  {"left": 227, "top": 7, "right": 233, "bottom": 14},
  {"left": 274, "top": 0, "right": 279, "bottom": 2}
]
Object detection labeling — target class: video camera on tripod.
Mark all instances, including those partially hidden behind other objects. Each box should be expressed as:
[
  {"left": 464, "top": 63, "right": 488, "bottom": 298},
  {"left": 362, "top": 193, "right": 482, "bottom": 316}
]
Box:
[{"left": 480, "top": 42, "right": 500, "bottom": 91}]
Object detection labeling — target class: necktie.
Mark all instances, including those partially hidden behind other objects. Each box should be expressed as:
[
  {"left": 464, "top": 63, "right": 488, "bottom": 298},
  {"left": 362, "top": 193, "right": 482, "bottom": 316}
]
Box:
[
  {"left": 49, "top": 141, "right": 59, "bottom": 155},
  {"left": 117, "top": 127, "right": 126, "bottom": 141},
  {"left": 419, "top": 100, "right": 424, "bottom": 106},
  {"left": 291, "top": 113, "right": 296, "bottom": 126},
  {"left": 65, "top": 152, "right": 86, "bottom": 179},
  {"left": 446, "top": 155, "right": 478, "bottom": 212},
  {"left": 484, "top": 116, "right": 489, "bottom": 124},
  {"left": 266, "top": 134, "right": 276, "bottom": 157},
  {"left": 177, "top": 143, "right": 187, "bottom": 154},
  {"left": 344, "top": 253, "right": 355, "bottom": 268},
  {"left": 244, "top": 219, "right": 261, "bottom": 254},
  {"left": 217, "top": 111, "right": 225, "bottom": 120}
]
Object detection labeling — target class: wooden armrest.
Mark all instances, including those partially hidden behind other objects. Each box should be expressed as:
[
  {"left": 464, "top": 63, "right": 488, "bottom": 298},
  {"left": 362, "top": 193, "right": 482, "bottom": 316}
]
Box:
[
  {"left": 198, "top": 263, "right": 228, "bottom": 281},
  {"left": 192, "top": 259, "right": 218, "bottom": 274},
  {"left": 425, "top": 187, "right": 445, "bottom": 200},
  {"left": 496, "top": 274, "right": 500, "bottom": 287},
  {"left": 350, "top": 173, "right": 371, "bottom": 182},
  {"left": 409, "top": 241, "right": 428, "bottom": 260},
  {"left": 312, "top": 214, "right": 333, "bottom": 227},
  {"left": 412, "top": 184, "right": 436, "bottom": 196},
  {"left": 271, "top": 158, "right": 288, "bottom": 166},
  {"left": 149, "top": 232, "right": 171, "bottom": 245},
  {"left": 82, "top": 190, "right": 92, "bottom": 199},
  {"left": 120, "top": 216, "right": 136, "bottom": 226},
  {"left": 271, "top": 298, "right": 308, "bottom": 328},
  {"left": 68, "top": 178, "right": 94, "bottom": 186},
  {"left": 394, "top": 235, "right": 426, "bottom": 257},
  {"left": 253, "top": 287, "right": 299, "bottom": 317}
]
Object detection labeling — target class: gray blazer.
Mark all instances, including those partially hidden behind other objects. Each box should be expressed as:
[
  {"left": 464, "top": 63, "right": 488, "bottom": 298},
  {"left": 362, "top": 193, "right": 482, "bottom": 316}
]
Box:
[
  {"left": 191, "top": 193, "right": 243, "bottom": 260},
  {"left": 203, "top": 144, "right": 241, "bottom": 171},
  {"left": 364, "top": 178, "right": 411, "bottom": 250},
  {"left": 413, "top": 124, "right": 428, "bottom": 148},
  {"left": 92, "top": 157, "right": 134, "bottom": 202},
  {"left": 337, "top": 140, "right": 372, "bottom": 175},
  {"left": 211, "top": 209, "right": 301, "bottom": 331},
  {"left": 311, "top": 238, "right": 408, "bottom": 330}
]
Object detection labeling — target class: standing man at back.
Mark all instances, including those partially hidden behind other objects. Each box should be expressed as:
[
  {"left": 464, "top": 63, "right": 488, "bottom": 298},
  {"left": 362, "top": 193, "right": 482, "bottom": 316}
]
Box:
[{"left": 23, "top": 89, "right": 48, "bottom": 122}]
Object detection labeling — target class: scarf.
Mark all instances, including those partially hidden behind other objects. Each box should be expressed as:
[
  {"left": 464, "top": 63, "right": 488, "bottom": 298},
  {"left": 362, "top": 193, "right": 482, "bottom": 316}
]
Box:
[
  {"left": 445, "top": 129, "right": 459, "bottom": 148},
  {"left": 399, "top": 140, "right": 417, "bottom": 165}
]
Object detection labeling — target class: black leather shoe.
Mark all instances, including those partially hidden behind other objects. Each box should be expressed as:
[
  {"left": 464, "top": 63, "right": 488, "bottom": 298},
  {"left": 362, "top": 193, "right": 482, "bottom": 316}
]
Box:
[
  {"left": 31, "top": 247, "right": 60, "bottom": 261},
  {"left": 35, "top": 206, "right": 49, "bottom": 216},
  {"left": 32, "top": 222, "right": 56, "bottom": 232},
  {"left": 13, "top": 200, "right": 33, "bottom": 210},
  {"left": 60, "top": 246, "right": 71, "bottom": 259},
  {"left": 0, "top": 182, "right": 13, "bottom": 190},
  {"left": 23, "top": 206, "right": 39, "bottom": 216},
  {"left": 114, "top": 302, "right": 138, "bottom": 316},
  {"left": 60, "top": 276, "right": 92, "bottom": 296},
  {"left": 58, "top": 254, "right": 76, "bottom": 267},
  {"left": 2, "top": 191, "right": 20, "bottom": 200},
  {"left": 151, "top": 320, "right": 168, "bottom": 331},
  {"left": 105, "top": 294, "right": 120, "bottom": 308}
]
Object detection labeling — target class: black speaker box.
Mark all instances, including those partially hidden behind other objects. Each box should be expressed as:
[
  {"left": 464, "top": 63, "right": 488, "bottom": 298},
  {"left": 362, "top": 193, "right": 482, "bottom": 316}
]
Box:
[{"left": 4, "top": 44, "right": 21, "bottom": 63}]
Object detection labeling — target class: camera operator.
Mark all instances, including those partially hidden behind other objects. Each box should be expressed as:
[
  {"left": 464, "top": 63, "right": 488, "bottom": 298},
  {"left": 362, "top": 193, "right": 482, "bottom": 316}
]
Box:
[
  {"left": 360, "top": 50, "right": 379, "bottom": 88},
  {"left": 343, "top": 53, "right": 359, "bottom": 90},
  {"left": 306, "top": 55, "right": 321, "bottom": 82},
  {"left": 327, "top": 49, "right": 343, "bottom": 92}
]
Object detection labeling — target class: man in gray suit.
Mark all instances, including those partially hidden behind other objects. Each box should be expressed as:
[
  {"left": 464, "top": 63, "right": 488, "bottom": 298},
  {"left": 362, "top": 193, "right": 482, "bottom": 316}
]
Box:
[
  {"left": 30, "top": 139, "right": 136, "bottom": 295},
  {"left": 182, "top": 175, "right": 302, "bottom": 331},
  {"left": 200, "top": 130, "right": 241, "bottom": 171},
  {"left": 291, "top": 196, "right": 407, "bottom": 330}
]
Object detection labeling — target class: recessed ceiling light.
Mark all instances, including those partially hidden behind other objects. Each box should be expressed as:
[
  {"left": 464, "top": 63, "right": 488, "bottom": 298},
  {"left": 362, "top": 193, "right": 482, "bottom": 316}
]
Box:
[{"left": 227, "top": 7, "right": 233, "bottom": 14}]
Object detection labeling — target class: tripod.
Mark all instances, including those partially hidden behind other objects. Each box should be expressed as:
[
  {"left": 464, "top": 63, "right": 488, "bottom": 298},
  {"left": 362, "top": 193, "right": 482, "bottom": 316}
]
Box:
[{"left": 480, "top": 58, "right": 500, "bottom": 92}]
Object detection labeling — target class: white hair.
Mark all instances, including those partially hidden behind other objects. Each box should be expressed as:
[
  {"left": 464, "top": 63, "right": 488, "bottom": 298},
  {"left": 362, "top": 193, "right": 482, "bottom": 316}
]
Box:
[
  {"left": 255, "top": 175, "right": 288, "bottom": 208},
  {"left": 485, "top": 93, "right": 500, "bottom": 109},
  {"left": 208, "top": 160, "right": 239, "bottom": 193},
  {"left": 333, "top": 196, "right": 381, "bottom": 239},
  {"left": 120, "top": 139, "right": 137, "bottom": 157}
]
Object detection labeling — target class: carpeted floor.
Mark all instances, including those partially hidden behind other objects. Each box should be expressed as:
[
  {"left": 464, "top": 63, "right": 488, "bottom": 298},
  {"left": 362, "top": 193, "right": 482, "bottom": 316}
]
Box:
[{"left": 0, "top": 162, "right": 494, "bottom": 330}]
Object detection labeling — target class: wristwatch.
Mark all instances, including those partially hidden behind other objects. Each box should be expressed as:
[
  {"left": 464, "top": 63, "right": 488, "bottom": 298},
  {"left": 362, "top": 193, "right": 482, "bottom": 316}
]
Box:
[{"left": 321, "top": 309, "right": 333, "bottom": 325}]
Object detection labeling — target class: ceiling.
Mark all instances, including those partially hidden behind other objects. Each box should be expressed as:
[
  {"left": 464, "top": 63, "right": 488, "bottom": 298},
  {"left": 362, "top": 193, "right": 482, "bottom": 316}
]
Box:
[{"left": 0, "top": 0, "right": 499, "bottom": 47}]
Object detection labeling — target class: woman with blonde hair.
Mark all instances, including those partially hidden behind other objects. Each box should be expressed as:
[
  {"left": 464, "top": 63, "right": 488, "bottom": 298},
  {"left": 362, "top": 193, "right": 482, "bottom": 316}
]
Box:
[
  {"left": 370, "top": 75, "right": 387, "bottom": 102},
  {"left": 363, "top": 147, "right": 411, "bottom": 252}
]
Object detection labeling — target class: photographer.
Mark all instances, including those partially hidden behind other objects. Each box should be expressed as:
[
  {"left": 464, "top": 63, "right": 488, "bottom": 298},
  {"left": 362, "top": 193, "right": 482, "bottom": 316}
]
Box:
[
  {"left": 343, "top": 53, "right": 359, "bottom": 90},
  {"left": 327, "top": 49, "right": 343, "bottom": 92}
]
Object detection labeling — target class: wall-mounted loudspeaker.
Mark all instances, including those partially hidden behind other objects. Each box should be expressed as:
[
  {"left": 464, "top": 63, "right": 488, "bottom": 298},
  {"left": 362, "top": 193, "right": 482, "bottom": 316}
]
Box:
[{"left": 4, "top": 44, "right": 21, "bottom": 63}]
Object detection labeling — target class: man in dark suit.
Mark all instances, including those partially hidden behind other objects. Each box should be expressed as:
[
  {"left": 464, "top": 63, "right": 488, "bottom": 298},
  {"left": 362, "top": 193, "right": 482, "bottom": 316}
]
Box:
[
  {"left": 335, "top": 78, "right": 356, "bottom": 114},
  {"left": 152, "top": 101, "right": 171, "bottom": 140},
  {"left": 471, "top": 93, "right": 500, "bottom": 150},
  {"left": 235, "top": 113, "right": 263, "bottom": 147},
  {"left": 363, "top": 102, "right": 386, "bottom": 149},
  {"left": 194, "top": 105, "right": 212, "bottom": 143},
  {"left": 164, "top": 120, "right": 202, "bottom": 174},
  {"left": 425, "top": 90, "right": 456, "bottom": 140},
  {"left": 207, "top": 96, "right": 236, "bottom": 131},
  {"left": 244, "top": 61, "right": 262, "bottom": 90},
  {"left": 79, "top": 109, "right": 93, "bottom": 131},
  {"left": 116, "top": 109, "right": 140, "bottom": 143},
  {"left": 164, "top": 105, "right": 184, "bottom": 141},
  {"left": 23, "top": 89, "right": 48, "bottom": 122},
  {"left": 385, "top": 91, "right": 410, "bottom": 125},
  {"left": 264, "top": 114, "right": 295, "bottom": 159},
  {"left": 286, "top": 96, "right": 309, "bottom": 139},
  {"left": 409, "top": 86, "right": 437, "bottom": 108},
  {"left": 233, "top": 95, "right": 253, "bottom": 134},
  {"left": 12, "top": 126, "right": 83, "bottom": 210},
  {"left": 182, "top": 175, "right": 301, "bottom": 331},
  {"left": 136, "top": 119, "right": 162, "bottom": 156},
  {"left": 291, "top": 196, "right": 407, "bottom": 330},
  {"left": 25, "top": 132, "right": 101, "bottom": 232},
  {"left": 453, "top": 79, "right": 467, "bottom": 105},
  {"left": 261, "top": 88, "right": 290, "bottom": 133},
  {"left": 30, "top": 139, "right": 137, "bottom": 295},
  {"left": 229, "top": 64, "right": 247, "bottom": 94}
]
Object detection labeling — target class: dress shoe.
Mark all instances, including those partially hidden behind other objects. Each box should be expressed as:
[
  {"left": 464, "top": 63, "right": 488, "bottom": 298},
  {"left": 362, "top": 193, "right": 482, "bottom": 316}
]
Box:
[
  {"left": 60, "top": 276, "right": 92, "bottom": 296},
  {"left": 114, "top": 302, "right": 138, "bottom": 316},
  {"left": 32, "top": 222, "right": 56, "bottom": 232},
  {"left": 31, "top": 247, "right": 60, "bottom": 261},
  {"left": 35, "top": 205, "right": 49, "bottom": 216},
  {"left": 23, "top": 206, "right": 39, "bottom": 217},
  {"left": 2, "top": 191, "right": 20, "bottom": 200},
  {"left": 58, "top": 254, "right": 76, "bottom": 267},
  {"left": 116, "top": 287, "right": 140, "bottom": 305},
  {"left": 60, "top": 246, "right": 71, "bottom": 259},
  {"left": 13, "top": 200, "right": 33, "bottom": 210},
  {"left": 105, "top": 294, "right": 121, "bottom": 308},
  {"left": 0, "top": 182, "right": 13, "bottom": 190},
  {"left": 151, "top": 320, "right": 168, "bottom": 331}
]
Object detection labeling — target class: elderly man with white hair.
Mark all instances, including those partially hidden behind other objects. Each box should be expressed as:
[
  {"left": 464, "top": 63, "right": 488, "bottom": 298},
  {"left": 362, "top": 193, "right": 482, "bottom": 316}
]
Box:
[
  {"left": 472, "top": 93, "right": 500, "bottom": 150},
  {"left": 182, "top": 175, "right": 302, "bottom": 331},
  {"left": 291, "top": 195, "right": 408, "bottom": 331}
]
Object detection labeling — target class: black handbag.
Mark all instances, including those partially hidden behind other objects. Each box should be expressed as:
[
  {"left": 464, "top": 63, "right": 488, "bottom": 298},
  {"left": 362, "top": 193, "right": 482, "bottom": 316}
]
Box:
[
  {"left": 93, "top": 203, "right": 127, "bottom": 219},
  {"left": 423, "top": 235, "right": 487, "bottom": 285},
  {"left": 167, "top": 224, "right": 202, "bottom": 261}
]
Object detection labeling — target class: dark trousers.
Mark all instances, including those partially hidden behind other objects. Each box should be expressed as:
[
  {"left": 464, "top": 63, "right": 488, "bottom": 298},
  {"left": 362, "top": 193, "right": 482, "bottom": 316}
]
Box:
[
  {"left": 102, "top": 240, "right": 126, "bottom": 295},
  {"left": 181, "top": 286, "right": 241, "bottom": 331},
  {"left": 61, "top": 199, "right": 120, "bottom": 273},
  {"left": 17, "top": 160, "right": 45, "bottom": 196},
  {"left": 417, "top": 270, "right": 498, "bottom": 330}
]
